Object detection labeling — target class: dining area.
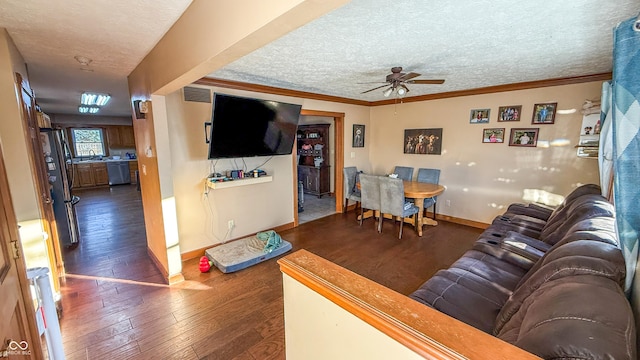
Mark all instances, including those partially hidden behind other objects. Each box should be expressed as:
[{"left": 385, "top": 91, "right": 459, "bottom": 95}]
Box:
[{"left": 343, "top": 166, "right": 445, "bottom": 238}]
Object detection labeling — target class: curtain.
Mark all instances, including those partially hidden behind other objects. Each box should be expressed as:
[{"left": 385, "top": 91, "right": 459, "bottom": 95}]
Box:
[
  {"left": 610, "top": 16, "right": 640, "bottom": 293},
  {"left": 599, "top": 82, "right": 613, "bottom": 198}
]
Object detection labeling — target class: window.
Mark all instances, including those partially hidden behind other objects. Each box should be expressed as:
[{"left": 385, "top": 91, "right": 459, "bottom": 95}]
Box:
[{"left": 71, "top": 128, "right": 106, "bottom": 157}]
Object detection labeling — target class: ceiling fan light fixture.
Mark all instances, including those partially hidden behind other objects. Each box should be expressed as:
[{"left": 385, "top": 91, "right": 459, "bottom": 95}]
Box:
[
  {"left": 382, "top": 87, "right": 394, "bottom": 97},
  {"left": 397, "top": 85, "right": 409, "bottom": 97}
]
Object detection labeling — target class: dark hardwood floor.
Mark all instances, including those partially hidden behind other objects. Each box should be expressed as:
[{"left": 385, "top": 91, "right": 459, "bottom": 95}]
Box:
[{"left": 59, "top": 187, "right": 482, "bottom": 359}]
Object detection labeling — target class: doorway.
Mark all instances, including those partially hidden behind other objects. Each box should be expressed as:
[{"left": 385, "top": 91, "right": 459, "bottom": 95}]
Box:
[{"left": 294, "top": 110, "right": 345, "bottom": 226}]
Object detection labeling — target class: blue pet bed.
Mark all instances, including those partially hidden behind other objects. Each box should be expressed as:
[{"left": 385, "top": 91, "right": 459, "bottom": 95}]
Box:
[{"left": 205, "top": 231, "right": 292, "bottom": 273}]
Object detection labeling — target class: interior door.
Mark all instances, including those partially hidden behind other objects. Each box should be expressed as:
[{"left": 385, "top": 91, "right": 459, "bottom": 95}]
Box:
[{"left": 0, "top": 141, "right": 43, "bottom": 359}]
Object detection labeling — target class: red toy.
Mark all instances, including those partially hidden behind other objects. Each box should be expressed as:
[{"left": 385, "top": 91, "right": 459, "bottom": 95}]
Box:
[{"left": 199, "top": 256, "right": 213, "bottom": 273}]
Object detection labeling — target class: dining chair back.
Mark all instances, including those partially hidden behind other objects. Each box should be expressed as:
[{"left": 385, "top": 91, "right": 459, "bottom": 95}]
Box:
[
  {"left": 359, "top": 174, "right": 381, "bottom": 231},
  {"left": 417, "top": 168, "right": 441, "bottom": 220},
  {"left": 393, "top": 166, "right": 414, "bottom": 181},
  {"left": 343, "top": 167, "right": 361, "bottom": 216},
  {"left": 379, "top": 176, "right": 420, "bottom": 238}
]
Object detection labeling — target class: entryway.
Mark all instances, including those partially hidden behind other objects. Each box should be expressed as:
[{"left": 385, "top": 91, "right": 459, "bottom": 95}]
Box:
[{"left": 62, "top": 185, "right": 164, "bottom": 284}]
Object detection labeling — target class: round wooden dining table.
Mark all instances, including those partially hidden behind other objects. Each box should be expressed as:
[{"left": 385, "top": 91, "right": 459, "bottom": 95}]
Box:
[
  {"left": 403, "top": 181, "right": 445, "bottom": 236},
  {"left": 357, "top": 179, "right": 445, "bottom": 236}
]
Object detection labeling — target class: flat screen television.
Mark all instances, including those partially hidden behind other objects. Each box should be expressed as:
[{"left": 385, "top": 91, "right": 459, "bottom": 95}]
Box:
[{"left": 207, "top": 93, "right": 302, "bottom": 159}]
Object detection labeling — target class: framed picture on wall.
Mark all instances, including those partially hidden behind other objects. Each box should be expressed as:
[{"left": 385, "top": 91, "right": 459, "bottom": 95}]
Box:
[
  {"left": 532, "top": 102, "right": 557, "bottom": 124},
  {"left": 470, "top": 109, "right": 490, "bottom": 123},
  {"left": 482, "top": 128, "right": 505, "bottom": 143},
  {"left": 403, "top": 128, "right": 443, "bottom": 155},
  {"left": 509, "top": 128, "right": 539, "bottom": 147},
  {"left": 352, "top": 124, "right": 365, "bottom": 147},
  {"left": 497, "top": 105, "right": 522, "bottom": 122}
]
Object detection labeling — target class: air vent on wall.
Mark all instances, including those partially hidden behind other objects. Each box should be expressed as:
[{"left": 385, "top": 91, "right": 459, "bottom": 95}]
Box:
[{"left": 183, "top": 86, "right": 212, "bottom": 103}]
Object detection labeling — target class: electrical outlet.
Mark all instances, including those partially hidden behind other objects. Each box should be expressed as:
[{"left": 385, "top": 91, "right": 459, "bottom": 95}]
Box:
[
  {"left": 228, "top": 220, "right": 234, "bottom": 230},
  {"left": 446, "top": 200, "right": 451, "bottom": 207}
]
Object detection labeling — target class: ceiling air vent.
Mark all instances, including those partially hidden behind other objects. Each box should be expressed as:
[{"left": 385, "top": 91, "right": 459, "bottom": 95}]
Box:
[{"left": 183, "top": 87, "right": 211, "bottom": 103}]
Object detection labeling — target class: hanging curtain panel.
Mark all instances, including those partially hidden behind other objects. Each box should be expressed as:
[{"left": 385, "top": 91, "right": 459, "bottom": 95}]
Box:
[
  {"left": 612, "top": 16, "right": 640, "bottom": 293},
  {"left": 599, "top": 81, "right": 613, "bottom": 198}
]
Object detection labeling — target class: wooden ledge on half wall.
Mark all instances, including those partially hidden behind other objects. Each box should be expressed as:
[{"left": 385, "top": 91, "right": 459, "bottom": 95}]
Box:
[{"left": 278, "top": 249, "right": 541, "bottom": 360}]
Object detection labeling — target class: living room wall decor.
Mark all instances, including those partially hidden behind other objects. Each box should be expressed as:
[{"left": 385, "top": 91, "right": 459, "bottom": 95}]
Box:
[
  {"left": 497, "top": 105, "right": 522, "bottom": 122},
  {"left": 482, "top": 128, "right": 505, "bottom": 143},
  {"left": 352, "top": 124, "right": 365, "bottom": 147},
  {"left": 403, "top": 128, "right": 442, "bottom": 155},
  {"left": 470, "top": 108, "right": 490, "bottom": 123},
  {"left": 509, "top": 128, "right": 539, "bottom": 147},
  {"left": 532, "top": 102, "right": 557, "bottom": 124}
]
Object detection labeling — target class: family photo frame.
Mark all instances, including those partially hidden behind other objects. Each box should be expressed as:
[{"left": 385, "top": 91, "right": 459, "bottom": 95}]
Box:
[
  {"left": 404, "top": 128, "right": 443, "bottom": 155},
  {"left": 509, "top": 128, "right": 539, "bottom": 147},
  {"left": 482, "top": 128, "right": 505, "bottom": 143},
  {"left": 497, "top": 105, "right": 522, "bottom": 122},
  {"left": 352, "top": 124, "right": 365, "bottom": 147},
  {"left": 470, "top": 108, "right": 490, "bottom": 124},
  {"left": 532, "top": 102, "right": 557, "bottom": 124}
]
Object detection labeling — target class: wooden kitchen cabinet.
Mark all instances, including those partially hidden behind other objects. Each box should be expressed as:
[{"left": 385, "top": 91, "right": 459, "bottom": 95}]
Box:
[
  {"left": 106, "top": 126, "right": 120, "bottom": 147},
  {"left": 297, "top": 124, "right": 331, "bottom": 198},
  {"left": 106, "top": 125, "right": 135, "bottom": 148},
  {"left": 73, "top": 162, "right": 109, "bottom": 188},
  {"left": 120, "top": 126, "right": 135, "bottom": 147},
  {"left": 76, "top": 163, "right": 94, "bottom": 187},
  {"left": 92, "top": 163, "right": 109, "bottom": 186},
  {"left": 128, "top": 161, "right": 138, "bottom": 184}
]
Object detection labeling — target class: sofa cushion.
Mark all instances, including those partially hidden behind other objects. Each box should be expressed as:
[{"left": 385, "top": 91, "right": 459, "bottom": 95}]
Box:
[
  {"left": 494, "top": 240, "right": 626, "bottom": 334},
  {"left": 495, "top": 275, "right": 636, "bottom": 360}
]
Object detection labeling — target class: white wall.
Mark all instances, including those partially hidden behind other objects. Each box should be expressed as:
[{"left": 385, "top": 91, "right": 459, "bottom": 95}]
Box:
[
  {"left": 164, "top": 86, "right": 370, "bottom": 254},
  {"left": 283, "top": 274, "right": 424, "bottom": 360},
  {"left": 369, "top": 81, "right": 602, "bottom": 224}
]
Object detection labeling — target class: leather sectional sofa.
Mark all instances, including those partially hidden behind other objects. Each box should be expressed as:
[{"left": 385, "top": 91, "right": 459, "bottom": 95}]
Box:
[{"left": 410, "top": 184, "right": 636, "bottom": 359}]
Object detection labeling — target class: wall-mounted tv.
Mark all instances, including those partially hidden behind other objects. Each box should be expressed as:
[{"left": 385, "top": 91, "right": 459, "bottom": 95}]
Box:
[{"left": 207, "top": 93, "right": 302, "bottom": 159}]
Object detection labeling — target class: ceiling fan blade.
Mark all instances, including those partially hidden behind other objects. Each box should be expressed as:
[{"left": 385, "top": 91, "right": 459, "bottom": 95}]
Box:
[
  {"left": 361, "top": 84, "right": 391, "bottom": 94},
  {"left": 408, "top": 79, "right": 446, "bottom": 85},
  {"left": 398, "top": 72, "right": 421, "bottom": 81}
]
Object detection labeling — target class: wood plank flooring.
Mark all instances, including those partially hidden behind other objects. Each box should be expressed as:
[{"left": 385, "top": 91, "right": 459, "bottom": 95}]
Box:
[{"left": 59, "top": 186, "right": 483, "bottom": 359}]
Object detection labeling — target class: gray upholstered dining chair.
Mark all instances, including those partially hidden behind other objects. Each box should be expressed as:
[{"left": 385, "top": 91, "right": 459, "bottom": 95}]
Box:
[
  {"left": 359, "top": 174, "right": 381, "bottom": 231},
  {"left": 417, "top": 168, "right": 441, "bottom": 220},
  {"left": 393, "top": 166, "right": 414, "bottom": 181},
  {"left": 379, "top": 177, "right": 420, "bottom": 239},
  {"left": 343, "top": 166, "right": 361, "bottom": 217}
]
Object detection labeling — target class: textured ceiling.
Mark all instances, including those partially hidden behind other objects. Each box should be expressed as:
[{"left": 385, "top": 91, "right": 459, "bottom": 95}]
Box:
[
  {"left": 210, "top": 0, "right": 639, "bottom": 102},
  {"left": 0, "top": 0, "right": 193, "bottom": 116},
  {"left": 0, "top": 1, "right": 638, "bottom": 117}
]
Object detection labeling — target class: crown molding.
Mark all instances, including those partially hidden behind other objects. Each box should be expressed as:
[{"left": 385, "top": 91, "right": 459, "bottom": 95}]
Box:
[{"left": 195, "top": 72, "right": 612, "bottom": 108}]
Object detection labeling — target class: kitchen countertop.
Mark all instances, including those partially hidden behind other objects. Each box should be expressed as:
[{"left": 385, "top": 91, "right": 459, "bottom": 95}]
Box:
[{"left": 70, "top": 158, "right": 138, "bottom": 164}]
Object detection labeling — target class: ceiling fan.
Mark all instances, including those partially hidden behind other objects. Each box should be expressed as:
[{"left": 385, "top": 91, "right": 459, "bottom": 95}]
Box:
[{"left": 361, "top": 67, "right": 445, "bottom": 97}]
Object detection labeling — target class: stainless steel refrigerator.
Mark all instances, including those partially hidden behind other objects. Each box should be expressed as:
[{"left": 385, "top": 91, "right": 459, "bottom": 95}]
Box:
[{"left": 41, "top": 129, "right": 80, "bottom": 248}]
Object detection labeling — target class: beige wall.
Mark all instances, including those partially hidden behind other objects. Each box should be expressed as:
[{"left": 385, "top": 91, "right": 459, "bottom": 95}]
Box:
[
  {"left": 164, "top": 85, "right": 370, "bottom": 254},
  {"left": 370, "top": 81, "right": 602, "bottom": 224}
]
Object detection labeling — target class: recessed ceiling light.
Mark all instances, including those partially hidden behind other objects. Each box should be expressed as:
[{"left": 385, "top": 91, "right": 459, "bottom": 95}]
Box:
[{"left": 81, "top": 92, "right": 110, "bottom": 106}]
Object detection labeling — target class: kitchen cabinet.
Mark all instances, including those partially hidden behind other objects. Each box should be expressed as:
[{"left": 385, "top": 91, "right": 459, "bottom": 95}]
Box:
[
  {"left": 92, "top": 163, "right": 109, "bottom": 186},
  {"left": 106, "top": 125, "right": 135, "bottom": 148},
  {"left": 76, "top": 163, "right": 94, "bottom": 187},
  {"left": 73, "top": 162, "right": 109, "bottom": 188},
  {"left": 129, "top": 161, "right": 138, "bottom": 184},
  {"left": 120, "top": 126, "right": 135, "bottom": 147}
]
